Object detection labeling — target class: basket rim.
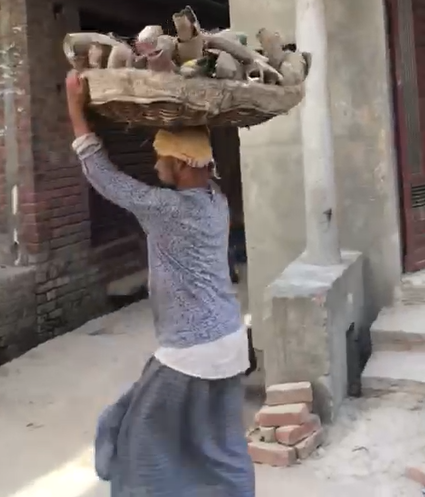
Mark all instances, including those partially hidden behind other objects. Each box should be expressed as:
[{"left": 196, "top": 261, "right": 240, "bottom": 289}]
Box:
[
  {"left": 82, "top": 68, "right": 305, "bottom": 128},
  {"left": 83, "top": 68, "right": 304, "bottom": 112}
]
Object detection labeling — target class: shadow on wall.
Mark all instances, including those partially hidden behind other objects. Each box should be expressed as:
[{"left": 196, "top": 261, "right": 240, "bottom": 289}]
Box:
[{"left": 0, "top": 267, "right": 37, "bottom": 365}]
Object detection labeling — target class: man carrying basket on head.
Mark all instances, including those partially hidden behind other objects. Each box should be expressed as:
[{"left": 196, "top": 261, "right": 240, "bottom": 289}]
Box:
[{"left": 65, "top": 70, "right": 255, "bottom": 497}]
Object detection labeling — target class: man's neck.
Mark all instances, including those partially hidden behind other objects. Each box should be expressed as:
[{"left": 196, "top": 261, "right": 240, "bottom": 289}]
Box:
[
  {"left": 176, "top": 172, "right": 211, "bottom": 190},
  {"left": 177, "top": 180, "right": 210, "bottom": 190}
]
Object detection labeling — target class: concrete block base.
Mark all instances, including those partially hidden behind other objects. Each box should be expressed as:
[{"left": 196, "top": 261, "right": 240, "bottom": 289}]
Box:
[{"left": 263, "top": 250, "right": 364, "bottom": 422}]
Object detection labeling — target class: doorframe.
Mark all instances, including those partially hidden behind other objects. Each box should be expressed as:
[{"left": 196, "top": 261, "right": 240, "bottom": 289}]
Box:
[
  {"left": 385, "top": 0, "right": 408, "bottom": 270},
  {"left": 386, "top": 0, "right": 425, "bottom": 272}
]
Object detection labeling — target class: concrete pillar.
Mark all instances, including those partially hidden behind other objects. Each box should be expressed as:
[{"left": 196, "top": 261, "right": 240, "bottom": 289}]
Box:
[
  {"left": 296, "top": 0, "right": 341, "bottom": 265},
  {"left": 230, "top": 0, "right": 400, "bottom": 351}
]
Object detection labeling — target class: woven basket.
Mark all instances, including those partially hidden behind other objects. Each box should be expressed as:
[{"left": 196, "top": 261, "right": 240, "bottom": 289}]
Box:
[{"left": 83, "top": 68, "right": 305, "bottom": 128}]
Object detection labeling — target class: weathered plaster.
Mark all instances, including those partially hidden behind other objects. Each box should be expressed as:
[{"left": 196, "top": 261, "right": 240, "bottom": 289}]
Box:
[
  {"left": 297, "top": 0, "right": 340, "bottom": 265},
  {"left": 0, "top": 10, "right": 26, "bottom": 263},
  {"left": 264, "top": 250, "right": 364, "bottom": 421},
  {"left": 230, "top": 0, "right": 402, "bottom": 349}
]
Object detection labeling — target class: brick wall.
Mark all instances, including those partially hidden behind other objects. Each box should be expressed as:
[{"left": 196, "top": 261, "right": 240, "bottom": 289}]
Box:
[
  {"left": 0, "top": 0, "right": 148, "bottom": 345},
  {"left": 28, "top": 0, "right": 153, "bottom": 339},
  {"left": 23, "top": 0, "right": 101, "bottom": 339}
]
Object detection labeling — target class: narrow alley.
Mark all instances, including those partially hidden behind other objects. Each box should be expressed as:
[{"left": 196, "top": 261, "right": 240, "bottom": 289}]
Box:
[{"left": 0, "top": 301, "right": 423, "bottom": 497}]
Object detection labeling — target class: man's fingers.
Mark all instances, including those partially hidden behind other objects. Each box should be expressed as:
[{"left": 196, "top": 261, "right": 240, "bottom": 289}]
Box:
[
  {"left": 66, "top": 69, "right": 78, "bottom": 81},
  {"left": 66, "top": 71, "right": 84, "bottom": 94},
  {"left": 66, "top": 72, "right": 76, "bottom": 89}
]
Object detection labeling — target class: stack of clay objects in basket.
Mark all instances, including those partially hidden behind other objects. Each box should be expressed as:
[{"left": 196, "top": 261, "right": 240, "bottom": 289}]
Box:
[{"left": 63, "top": 6, "right": 311, "bottom": 128}]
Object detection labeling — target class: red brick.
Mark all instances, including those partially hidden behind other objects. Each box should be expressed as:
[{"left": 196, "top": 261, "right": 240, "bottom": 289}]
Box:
[
  {"left": 23, "top": 211, "right": 38, "bottom": 225},
  {"left": 51, "top": 222, "right": 87, "bottom": 239},
  {"left": 295, "top": 428, "right": 324, "bottom": 460},
  {"left": 50, "top": 204, "right": 85, "bottom": 218},
  {"left": 256, "top": 404, "right": 310, "bottom": 428},
  {"left": 248, "top": 442, "right": 296, "bottom": 467},
  {"left": 21, "top": 224, "right": 41, "bottom": 244},
  {"left": 50, "top": 195, "right": 82, "bottom": 209},
  {"left": 266, "top": 382, "right": 313, "bottom": 406},
  {"left": 45, "top": 186, "right": 82, "bottom": 199},
  {"left": 19, "top": 190, "right": 39, "bottom": 204},
  {"left": 276, "top": 414, "right": 321, "bottom": 446},
  {"left": 20, "top": 201, "right": 48, "bottom": 214},
  {"left": 44, "top": 177, "right": 80, "bottom": 189},
  {"left": 405, "top": 467, "right": 425, "bottom": 487},
  {"left": 26, "top": 242, "right": 43, "bottom": 255},
  {"left": 49, "top": 213, "right": 85, "bottom": 228},
  {"left": 49, "top": 233, "right": 88, "bottom": 250}
]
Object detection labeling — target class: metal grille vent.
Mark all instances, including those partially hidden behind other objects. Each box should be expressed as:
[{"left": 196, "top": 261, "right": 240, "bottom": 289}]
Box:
[{"left": 411, "top": 183, "right": 425, "bottom": 208}]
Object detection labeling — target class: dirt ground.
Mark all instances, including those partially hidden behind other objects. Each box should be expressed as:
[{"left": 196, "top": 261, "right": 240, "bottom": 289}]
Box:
[{"left": 0, "top": 301, "right": 424, "bottom": 497}]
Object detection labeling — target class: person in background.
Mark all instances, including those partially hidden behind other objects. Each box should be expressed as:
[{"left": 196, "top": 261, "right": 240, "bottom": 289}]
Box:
[{"left": 65, "top": 70, "right": 255, "bottom": 497}]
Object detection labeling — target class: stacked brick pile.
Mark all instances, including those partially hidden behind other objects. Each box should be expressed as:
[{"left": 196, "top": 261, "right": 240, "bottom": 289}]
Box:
[{"left": 248, "top": 382, "right": 324, "bottom": 467}]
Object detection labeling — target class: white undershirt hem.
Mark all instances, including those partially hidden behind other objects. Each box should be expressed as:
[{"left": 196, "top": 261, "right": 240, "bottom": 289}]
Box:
[{"left": 154, "top": 326, "right": 249, "bottom": 380}]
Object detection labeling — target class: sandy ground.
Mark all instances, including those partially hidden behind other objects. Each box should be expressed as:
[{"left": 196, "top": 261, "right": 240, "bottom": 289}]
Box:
[{"left": 0, "top": 301, "right": 424, "bottom": 497}]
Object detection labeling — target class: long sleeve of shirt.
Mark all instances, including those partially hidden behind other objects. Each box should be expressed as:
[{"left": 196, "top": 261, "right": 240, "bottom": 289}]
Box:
[
  {"left": 72, "top": 133, "right": 177, "bottom": 230},
  {"left": 72, "top": 133, "right": 243, "bottom": 361}
]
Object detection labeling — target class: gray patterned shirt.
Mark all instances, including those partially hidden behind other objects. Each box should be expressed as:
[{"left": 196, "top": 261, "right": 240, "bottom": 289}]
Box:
[{"left": 73, "top": 134, "right": 242, "bottom": 349}]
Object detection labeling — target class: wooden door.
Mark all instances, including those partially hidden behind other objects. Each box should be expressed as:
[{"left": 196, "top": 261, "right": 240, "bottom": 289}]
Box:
[{"left": 388, "top": 0, "right": 425, "bottom": 271}]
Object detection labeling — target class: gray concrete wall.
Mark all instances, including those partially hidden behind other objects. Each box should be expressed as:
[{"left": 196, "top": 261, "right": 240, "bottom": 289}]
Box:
[
  {"left": 229, "top": 0, "right": 402, "bottom": 350},
  {"left": 264, "top": 250, "right": 364, "bottom": 421}
]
